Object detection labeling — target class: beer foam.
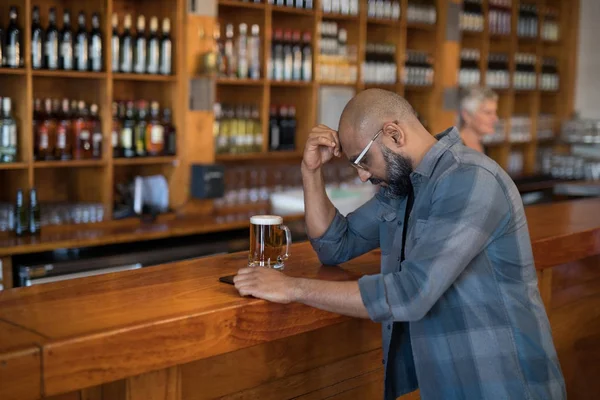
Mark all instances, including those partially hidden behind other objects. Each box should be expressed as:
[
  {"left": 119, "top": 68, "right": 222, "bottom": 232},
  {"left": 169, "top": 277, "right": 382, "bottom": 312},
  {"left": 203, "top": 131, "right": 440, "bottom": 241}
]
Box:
[{"left": 250, "top": 215, "right": 283, "bottom": 225}]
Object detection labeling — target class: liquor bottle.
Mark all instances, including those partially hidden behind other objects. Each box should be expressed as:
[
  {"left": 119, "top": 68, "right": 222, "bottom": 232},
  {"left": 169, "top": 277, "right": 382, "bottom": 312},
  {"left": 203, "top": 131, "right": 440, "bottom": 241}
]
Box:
[
  {"left": 89, "top": 13, "right": 103, "bottom": 72},
  {"left": 28, "top": 188, "right": 41, "bottom": 236},
  {"left": 282, "top": 30, "right": 293, "bottom": 81},
  {"left": 31, "top": 6, "right": 44, "bottom": 69},
  {"left": 279, "top": 105, "right": 291, "bottom": 150},
  {"left": 32, "top": 98, "right": 42, "bottom": 154},
  {"left": 134, "top": 101, "right": 147, "bottom": 156},
  {"left": 0, "top": 98, "right": 17, "bottom": 162},
  {"left": 300, "top": 33, "right": 312, "bottom": 81},
  {"left": 73, "top": 101, "right": 92, "bottom": 159},
  {"left": 111, "top": 14, "right": 119, "bottom": 72},
  {"left": 269, "top": 105, "right": 280, "bottom": 151},
  {"left": 75, "top": 12, "right": 89, "bottom": 71},
  {"left": 285, "top": 105, "right": 297, "bottom": 150},
  {"left": 162, "top": 108, "right": 176, "bottom": 155},
  {"left": 213, "top": 103, "right": 224, "bottom": 154},
  {"left": 56, "top": 99, "right": 72, "bottom": 160},
  {"left": 5, "top": 6, "right": 23, "bottom": 68},
  {"left": 145, "top": 101, "right": 164, "bottom": 156},
  {"left": 248, "top": 24, "right": 260, "bottom": 80},
  {"left": 0, "top": 18, "right": 4, "bottom": 67},
  {"left": 292, "top": 30, "right": 302, "bottom": 81},
  {"left": 120, "top": 14, "right": 133, "bottom": 73},
  {"left": 133, "top": 16, "right": 146, "bottom": 74},
  {"left": 159, "top": 18, "right": 172, "bottom": 75},
  {"left": 59, "top": 9, "right": 74, "bottom": 70},
  {"left": 121, "top": 101, "right": 136, "bottom": 158},
  {"left": 90, "top": 104, "right": 102, "bottom": 159},
  {"left": 35, "top": 99, "right": 52, "bottom": 160},
  {"left": 224, "top": 24, "right": 236, "bottom": 78},
  {"left": 13, "top": 189, "right": 27, "bottom": 237},
  {"left": 146, "top": 17, "right": 160, "bottom": 74},
  {"left": 45, "top": 8, "right": 59, "bottom": 70},
  {"left": 243, "top": 106, "right": 253, "bottom": 152},
  {"left": 251, "top": 106, "right": 262, "bottom": 152},
  {"left": 272, "top": 29, "right": 284, "bottom": 81},
  {"left": 236, "top": 23, "right": 248, "bottom": 79},
  {"left": 112, "top": 102, "right": 122, "bottom": 157}
]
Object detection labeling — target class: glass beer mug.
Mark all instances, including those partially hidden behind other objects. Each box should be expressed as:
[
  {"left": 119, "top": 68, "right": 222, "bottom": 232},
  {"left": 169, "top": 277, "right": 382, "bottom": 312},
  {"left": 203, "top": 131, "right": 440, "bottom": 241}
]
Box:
[{"left": 248, "top": 215, "right": 292, "bottom": 270}]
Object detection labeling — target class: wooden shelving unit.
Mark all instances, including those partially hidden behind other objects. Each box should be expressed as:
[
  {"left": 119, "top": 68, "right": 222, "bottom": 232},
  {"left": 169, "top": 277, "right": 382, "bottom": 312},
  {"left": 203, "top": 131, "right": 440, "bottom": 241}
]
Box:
[{"left": 0, "top": 0, "right": 186, "bottom": 225}]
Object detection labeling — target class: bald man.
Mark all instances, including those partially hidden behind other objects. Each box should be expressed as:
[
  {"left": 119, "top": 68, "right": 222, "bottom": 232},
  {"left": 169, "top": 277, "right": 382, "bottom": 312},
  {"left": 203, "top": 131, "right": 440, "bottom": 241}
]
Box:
[{"left": 234, "top": 90, "right": 565, "bottom": 400}]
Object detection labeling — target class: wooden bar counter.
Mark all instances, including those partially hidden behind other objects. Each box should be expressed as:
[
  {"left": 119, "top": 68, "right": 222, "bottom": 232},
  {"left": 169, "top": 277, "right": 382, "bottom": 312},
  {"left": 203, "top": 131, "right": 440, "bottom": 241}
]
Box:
[{"left": 1, "top": 199, "right": 600, "bottom": 400}]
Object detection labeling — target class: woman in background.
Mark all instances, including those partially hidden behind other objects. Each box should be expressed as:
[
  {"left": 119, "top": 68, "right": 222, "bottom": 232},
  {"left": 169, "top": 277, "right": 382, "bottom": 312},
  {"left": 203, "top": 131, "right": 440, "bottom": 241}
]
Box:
[{"left": 459, "top": 86, "right": 499, "bottom": 153}]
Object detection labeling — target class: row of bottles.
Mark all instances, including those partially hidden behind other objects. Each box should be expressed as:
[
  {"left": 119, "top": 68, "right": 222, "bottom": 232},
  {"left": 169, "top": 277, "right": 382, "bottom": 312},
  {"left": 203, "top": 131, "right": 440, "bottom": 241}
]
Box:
[
  {"left": 321, "top": 0, "right": 359, "bottom": 15},
  {"left": 509, "top": 115, "right": 532, "bottom": 143},
  {"left": 514, "top": 53, "right": 536, "bottom": 91},
  {"left": 460, "top": 0, "right": 483, "bottom": 33},
  {"left": 318, "top": 21, "right": 357, "bottom": 83},
  {"left": 537, "top": 114, "right": 554, "bottom": 141},
  {"left": 458, "top": 49, "right": 480, "bottom": 87},
  {"left": 269, "top": 104, "right": 297, "bottom": 151},
  {"left": 363, "top": 43, "right": 396, "bottom": 84},
  {"left": 507, "top": 151, "right": 524, "bottom": 176},
  {"left": 215, "top": 22, "right": 261, "bottom": 80},
  {"left": 403, "top": 50, "right": 434, "bottom": 87},
  {"left": 34, "top": 98, "right": 102, "bottom": 161},
  {"left": 268, "top": 29, "right": 312, "bottom": 82},
  {"left": 542, "top": 8, "right": 559, "bottom": 42},
  {"left": 111, "top": 13, "right": 172, "bottom": 75},
  {"left": 0, "top": 6, "right": 23, "bottom": 68},
  {"left": 481, "top": 118, "right": 505, "bottom": 145},
  {"left": 489, "top": 0, "right": 511, "bottom": 6},
  {"left": 367, "top": 1, "right": 401, "bottom": 20},
  {"left": 406, "top": 0, "right": 436, "bottom": 25},
  {"left": 214, "top": 103, "right": 263, "bottom": 155},
  {"left": 517, "top": 4, "right": 538, "bottom": 39},
  {"left": 541, "top": 57, "right": 559, "bottom": 91},
  {"left": 269, "top": 0, "right": 313, "bottom": 9},
  {"left": 11, "top": 189, "right": 40, "bottom": 237},
  {"left": 32, "top": 7, "right": 102, "bottom": 71},
  {"left": 489, "top": 4, "right": 511, "bottom": 36},
  {"left": 112, "top": 100, "right": 176, "bottom": 158},
  {"left": 486, "top": 53, "right": 509, "bottom": 89},
  {"left": 0, "top": 97, "right": 17, "bottom": 163}
]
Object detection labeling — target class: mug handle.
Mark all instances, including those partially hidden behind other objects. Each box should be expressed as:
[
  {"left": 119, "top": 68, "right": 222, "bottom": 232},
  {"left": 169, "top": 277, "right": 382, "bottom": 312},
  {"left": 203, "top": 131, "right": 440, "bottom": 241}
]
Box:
[{"left": 279, "top": 224, "right": 292, "bottom": 261}]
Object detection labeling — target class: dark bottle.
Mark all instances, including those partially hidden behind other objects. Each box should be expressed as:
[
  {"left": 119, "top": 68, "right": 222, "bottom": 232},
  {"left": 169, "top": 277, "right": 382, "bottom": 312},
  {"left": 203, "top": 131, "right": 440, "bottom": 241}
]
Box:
[
  {"left": 145, "top": 101, "right": 164, "bottom": 155},
  {"left": 74, "top": 12, "right": 89, "bottom": 71},
  {"left": 56, "top": 98, "right": 72, "bottom": 160},
  {"left": 301, "top": 32, "right": 312, "bottom": 82},
  {"left": 32, "top": 98, "right": 42, "bottom": 150},
  {"left": 89, "top": 13, "right": 103, "bottom": 72},
  {"left": 120, "top": 14, "right": 133, "bottom": 73},
  {"left": 121, "top": 101, "right": 136, "bottom": 157},
  {"left": 90, "top": 104, "right": 102, "bottom": 159},
  {"left": 162, "top": 108, "right": 176, "bottom": 155},
  {"left": 291, "top": 30, "right": 302, "bottom": 81},
  {"left": 146, "top": 17, "right": 160, "bottom": 74},
  {"left": 160, "top": 18, "right": 172, "bottom": 75},
  {"left": 112, "top": 102, "right": 122, "bottom": 157},
  {"left": 282, "top": 30, "right": 293, "bottom": 81},
  {"left": 134, "top": 101, "right": 147, "bottom": 156},
  {"left": 13, "top": 189, "right": 27, "bottom": 237},
  {"left": 28, "top": 188, "right": 41, "bottom": 236},
  {"left": 284, "top": 105, "right": 297, "bottom": 150},
  {"left": 73, "top": 101, "right": 92, "bottom": 159},
  {"left": 36, "top": 99, "right": 55, "bottom": 161},
  {"left": 272, "top": 29, "right": 284, "bottom": 81},
  {"left": 111, "top": 13, "right": 119, "bottom": 72},
  {"left": 5, "top": 6, "right": 23, "bottom": 68},
  {"left": 0, "top": 19, "right": 4, "bottom": 66},
  {"left": 268, "top": 105, "right": 280, "bottom": 151},
  {"left": 31, "top": 6, "right": 44, "bottom": 69},
  {"left": 45, "top": 8, "right": 59, "bottom": 70},
  {"left": 59, "top": 9, "right": 74, "bottom": 70},
  {"left": 133, "top": 15, "right": 146, "bottom": 74}
]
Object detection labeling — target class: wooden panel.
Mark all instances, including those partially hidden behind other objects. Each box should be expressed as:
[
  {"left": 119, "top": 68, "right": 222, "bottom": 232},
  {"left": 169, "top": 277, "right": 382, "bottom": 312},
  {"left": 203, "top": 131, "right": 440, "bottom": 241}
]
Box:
[
  {"left": 293, "top": 369, "right": 384, "bottom": 400},
  {"left": 1, "top": 256, "right": 13, "bottom": 290},
  {"left": 126, "top": 367, "right": 180, "bottom": 400},
  {"left": 0, "top": 169, "right": 29, "bottom": 203}
]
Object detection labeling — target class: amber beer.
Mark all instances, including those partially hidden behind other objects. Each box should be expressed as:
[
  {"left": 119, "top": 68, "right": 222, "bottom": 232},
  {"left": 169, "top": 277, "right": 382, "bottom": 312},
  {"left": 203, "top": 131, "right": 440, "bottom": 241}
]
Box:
[{"left": 248, "top": 215, "right": 292, "bottom": 270}]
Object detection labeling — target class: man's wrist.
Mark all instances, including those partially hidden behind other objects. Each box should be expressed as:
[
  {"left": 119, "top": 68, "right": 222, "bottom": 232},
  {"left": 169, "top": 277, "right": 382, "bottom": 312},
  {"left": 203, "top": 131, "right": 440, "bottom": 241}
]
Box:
[
  {"left": 301, "top": 161, "right": 321, "bottom": 176},
  {"left": 289, "top": 277, "right": 306, "bottom": 303}
]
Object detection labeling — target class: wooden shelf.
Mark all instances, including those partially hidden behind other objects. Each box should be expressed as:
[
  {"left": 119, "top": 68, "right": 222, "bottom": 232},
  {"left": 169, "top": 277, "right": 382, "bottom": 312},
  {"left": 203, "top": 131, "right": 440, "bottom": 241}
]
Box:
[
  {"left": 269, "top": 80, "right": 313, "bottom": 88},
  {"left": 31, "top": 70, "right": 107, "bottom": 79},
  {"left": 34, "top": 160, "right": 106, "bottom": 168},
  {"left": 407, "top": 22, "right": 436, "bottom": 31},
  {"left": 405, "top": 85, "right": 434, "bottom": 92},
  {"left": 364, "top": 83, "right": 398, "bottom": 91},
  {"left": 317, "top": 81, "right": 357, "bottom": 87},
  {"left": 0, "top": 162, "right": 28, "bottom": 170},
  {"left": 113, "top": 157, "right": 177, "bottom": 166},
  {"left": 271, "top": 5, "right": 315, "bottom": 16},
  {"left": 218, "top": 0, "right": 265, "bottom": 10},
  {"left": 216, "top": 151, "right": 302, "bottom": 162},
  {"left": 113, "top": 73, "right": 176, "bottom": 82},
  {"left": 366, "top": 18, "right": 400, "bottom": 26},
  {"left": 0, "top": 68, "right": 26, "bottom": 76},
  {"left": 321, "top": 13, "right": 360, "bottom": 21},
  {"left": 216, "top": 78, "right": 265, "bottom": 86}
]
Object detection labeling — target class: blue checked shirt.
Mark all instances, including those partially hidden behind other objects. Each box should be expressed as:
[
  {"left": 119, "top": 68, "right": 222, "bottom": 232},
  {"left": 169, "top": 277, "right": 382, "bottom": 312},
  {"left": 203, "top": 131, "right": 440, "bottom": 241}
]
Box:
[{"left": 310, "top": 128, "right": 565, "bottom": 400}]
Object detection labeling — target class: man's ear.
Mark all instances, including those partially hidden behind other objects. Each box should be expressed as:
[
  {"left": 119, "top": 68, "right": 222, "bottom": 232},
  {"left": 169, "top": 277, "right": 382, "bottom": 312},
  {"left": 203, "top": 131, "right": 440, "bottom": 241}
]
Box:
[{"left": 384, "top": 122, "right": 405, "bottom": 148}]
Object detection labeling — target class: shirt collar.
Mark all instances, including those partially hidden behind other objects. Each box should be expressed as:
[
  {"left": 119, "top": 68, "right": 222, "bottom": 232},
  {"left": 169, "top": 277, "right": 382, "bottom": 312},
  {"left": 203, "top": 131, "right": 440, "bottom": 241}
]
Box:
[{"left": 412, "top": 126, "right": 461, "bottom": 178}]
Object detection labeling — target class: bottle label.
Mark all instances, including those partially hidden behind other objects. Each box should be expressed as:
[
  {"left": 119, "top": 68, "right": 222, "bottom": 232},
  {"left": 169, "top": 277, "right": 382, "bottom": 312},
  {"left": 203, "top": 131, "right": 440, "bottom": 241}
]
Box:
[
  {"left": 121, "top": 128, "right": 132, "bottom": 148},
  {"left": 148, "top": 42, "right": 159, "bottom": 73},
  {"left": 112, "top": 130, "right": 118, "bottom": 147},
  {"left": 57, "top": 128, "right": 67, "bottom": 149},
  {"left": 91, "top": 36, "right": 102, "bottom": 70},
  {"left": 46, "top": 37, "right": 59, "bottom": 68},
  {"left": 121, "top": 40, "right": 132, "bottom": 71},
  {"left": 160, "top": 41, "right": 172, "bottom": 75},
  {"left": 93, "top": 132, "right": 102, "bottom": 143},
  {"left": 134, "top": 40, "right": 146, "bottom": 73},
  {"left": 255, "top": 134, "right": 263, "bottom": 146},
  {"left": 33, "top": 39, "right": 43, "bottom": 67},
  {"left": 151, "top": 125, "right": 164, "bottom": 144},
  {"left": 39, "top": 127, "right": 49, "bottom": 149},
  {"left": 80, "top": 130, "right": 90, "bottom": 141},
  {"left": 6, "top": 45, "right": 17, "bottom": 67},
  {"left": 1, "top": 126, "right": 10, "bottom": 147},
  {"left": 217, "top": 136, "right": 228, "bottom": 149},
  {"left": 112, "top": 37, "right": 120, "bottom": 71}
]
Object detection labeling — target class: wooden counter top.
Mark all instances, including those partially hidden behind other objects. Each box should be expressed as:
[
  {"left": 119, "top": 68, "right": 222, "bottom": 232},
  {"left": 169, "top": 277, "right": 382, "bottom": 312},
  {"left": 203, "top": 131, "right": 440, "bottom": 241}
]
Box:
[{"left": 1, "top": 198, "right": 600, "bottom": 398}]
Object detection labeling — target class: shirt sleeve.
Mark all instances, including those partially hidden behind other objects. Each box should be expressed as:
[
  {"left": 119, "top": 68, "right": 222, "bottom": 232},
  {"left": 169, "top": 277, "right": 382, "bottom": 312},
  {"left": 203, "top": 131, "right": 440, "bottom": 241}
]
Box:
[
  {"left": 358, "top": 166, "right": 511, "bottom": 322},
  {"left": 309, "top": 191, "right": 382, "bottom": 266}
]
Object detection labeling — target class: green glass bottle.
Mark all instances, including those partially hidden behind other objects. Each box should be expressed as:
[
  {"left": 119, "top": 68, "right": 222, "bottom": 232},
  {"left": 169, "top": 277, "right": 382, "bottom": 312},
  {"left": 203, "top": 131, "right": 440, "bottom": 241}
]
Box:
[
  {"left": 29, "top": 188, "right": 41, "bottom": 236},
  {"left": 14, "top": 189, "right": 27, "bottom": 237}
]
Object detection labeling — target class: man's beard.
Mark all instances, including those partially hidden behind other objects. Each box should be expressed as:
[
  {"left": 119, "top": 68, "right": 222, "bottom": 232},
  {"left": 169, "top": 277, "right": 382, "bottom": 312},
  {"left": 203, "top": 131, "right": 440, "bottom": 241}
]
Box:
[{"left": 374, "top": 145, "right": 413, "bottom": 198}]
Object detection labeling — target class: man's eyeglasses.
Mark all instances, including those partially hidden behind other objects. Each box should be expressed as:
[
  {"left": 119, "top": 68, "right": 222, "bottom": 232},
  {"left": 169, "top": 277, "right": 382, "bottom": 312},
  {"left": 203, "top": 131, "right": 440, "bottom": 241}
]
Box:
[{"left": 350, "top": 128, "right": 383, "bottom": 171}]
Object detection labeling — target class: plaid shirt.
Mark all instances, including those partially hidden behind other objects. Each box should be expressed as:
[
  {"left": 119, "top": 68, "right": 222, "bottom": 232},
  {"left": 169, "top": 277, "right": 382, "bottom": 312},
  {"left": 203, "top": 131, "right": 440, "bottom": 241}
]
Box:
[{"left": 310, "top": 128, "right": 565, "bottom": 400}]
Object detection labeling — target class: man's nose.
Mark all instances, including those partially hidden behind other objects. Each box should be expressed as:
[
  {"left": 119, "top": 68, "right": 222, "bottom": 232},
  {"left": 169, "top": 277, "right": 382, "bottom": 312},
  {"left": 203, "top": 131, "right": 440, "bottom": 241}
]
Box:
[{"left": 357, "top": 168, "right": 371, "bottom": 183}]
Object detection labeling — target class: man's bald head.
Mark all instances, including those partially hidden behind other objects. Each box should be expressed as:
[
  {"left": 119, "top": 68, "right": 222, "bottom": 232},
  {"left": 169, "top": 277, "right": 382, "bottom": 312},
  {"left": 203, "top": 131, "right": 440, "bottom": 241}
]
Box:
[{"left": 338, "top": 89, "right": 419, "bottom": 141}]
